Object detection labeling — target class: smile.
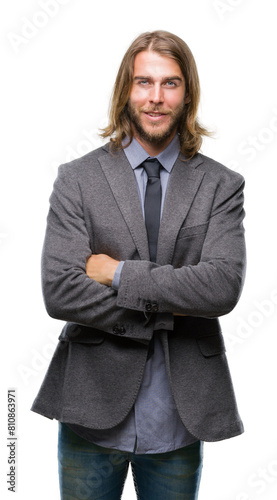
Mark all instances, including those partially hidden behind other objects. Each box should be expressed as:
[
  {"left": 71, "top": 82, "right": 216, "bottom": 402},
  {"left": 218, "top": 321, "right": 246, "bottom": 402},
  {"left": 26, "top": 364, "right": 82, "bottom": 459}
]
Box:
[{"left": 144, "top": 112, "right": 168, "bottom": 121}]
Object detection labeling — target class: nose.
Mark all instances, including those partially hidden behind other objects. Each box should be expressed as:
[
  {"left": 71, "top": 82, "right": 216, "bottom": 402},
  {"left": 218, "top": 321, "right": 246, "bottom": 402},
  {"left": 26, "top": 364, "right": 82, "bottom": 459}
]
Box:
[{"left": 149, "top": 83, "right": 164, "bottom": 104}]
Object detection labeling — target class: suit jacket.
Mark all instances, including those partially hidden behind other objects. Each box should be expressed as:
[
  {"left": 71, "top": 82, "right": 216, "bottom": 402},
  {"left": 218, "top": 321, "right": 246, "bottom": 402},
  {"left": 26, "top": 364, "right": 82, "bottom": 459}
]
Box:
[{"left": 31, "top": 142, "right": 246, "bottom": 442}]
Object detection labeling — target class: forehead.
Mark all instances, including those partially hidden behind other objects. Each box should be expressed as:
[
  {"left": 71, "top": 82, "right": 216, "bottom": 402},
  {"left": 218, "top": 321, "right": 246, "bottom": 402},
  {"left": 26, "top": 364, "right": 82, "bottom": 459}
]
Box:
[{"left": 133, "top": 50, "right": 183, "bottom": 79}]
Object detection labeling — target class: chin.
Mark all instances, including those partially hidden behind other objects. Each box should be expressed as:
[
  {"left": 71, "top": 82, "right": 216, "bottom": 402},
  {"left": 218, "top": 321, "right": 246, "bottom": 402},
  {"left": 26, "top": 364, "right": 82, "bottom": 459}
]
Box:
[{"left": 144, "top": 128, "right": 174, "bottom": 144}]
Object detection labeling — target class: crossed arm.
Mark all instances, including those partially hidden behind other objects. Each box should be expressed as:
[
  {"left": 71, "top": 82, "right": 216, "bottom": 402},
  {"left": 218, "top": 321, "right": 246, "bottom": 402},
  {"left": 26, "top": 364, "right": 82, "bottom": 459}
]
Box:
[
  {"left": 43, "top": 163, "right": 246, "bottom": 332},
  {"left": 86, "top": 255, "right": 188, "bottom": 317}
]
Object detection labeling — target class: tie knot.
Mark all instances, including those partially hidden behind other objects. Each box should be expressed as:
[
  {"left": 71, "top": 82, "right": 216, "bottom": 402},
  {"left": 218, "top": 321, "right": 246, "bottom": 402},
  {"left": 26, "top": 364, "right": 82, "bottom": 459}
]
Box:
[{"left": 142, "top": 158, "right": 161, "bottom": 179}]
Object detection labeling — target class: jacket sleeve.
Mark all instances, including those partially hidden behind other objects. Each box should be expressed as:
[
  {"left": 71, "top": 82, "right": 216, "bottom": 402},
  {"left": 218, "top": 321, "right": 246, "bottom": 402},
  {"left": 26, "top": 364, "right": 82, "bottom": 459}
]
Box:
[
  {"left": 116, "top": 173, "right": 246, "bottom": 318},
  {"left": 41, "top": 164, "right": 147, "bottom": 339}
]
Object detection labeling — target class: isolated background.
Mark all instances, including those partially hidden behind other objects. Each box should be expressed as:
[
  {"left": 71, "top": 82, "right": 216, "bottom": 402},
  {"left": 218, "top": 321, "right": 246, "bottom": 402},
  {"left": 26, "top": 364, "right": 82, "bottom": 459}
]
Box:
[{"left": 1, "top": 0, "right": 277, "bottom": 498}]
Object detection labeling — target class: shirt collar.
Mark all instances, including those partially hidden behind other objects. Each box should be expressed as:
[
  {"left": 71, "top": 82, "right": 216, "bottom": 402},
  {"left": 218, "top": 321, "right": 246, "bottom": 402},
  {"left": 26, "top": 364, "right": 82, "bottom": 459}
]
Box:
[{"left": 123, "top": 135, "right": 180, "bottom": 173}]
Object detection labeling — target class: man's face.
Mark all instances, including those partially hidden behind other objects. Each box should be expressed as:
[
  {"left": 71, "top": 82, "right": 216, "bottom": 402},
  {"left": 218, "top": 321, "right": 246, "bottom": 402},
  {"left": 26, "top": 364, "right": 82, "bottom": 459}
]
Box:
[{"left": 128, "top": 50, "right": 189, "bottom": 154}]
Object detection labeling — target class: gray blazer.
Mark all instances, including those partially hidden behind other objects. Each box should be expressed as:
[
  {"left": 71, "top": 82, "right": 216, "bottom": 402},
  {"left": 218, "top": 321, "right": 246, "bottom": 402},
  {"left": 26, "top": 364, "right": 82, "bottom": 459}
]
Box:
[{"left": 31, "top": 143, "right": 246, "bottom": 442}]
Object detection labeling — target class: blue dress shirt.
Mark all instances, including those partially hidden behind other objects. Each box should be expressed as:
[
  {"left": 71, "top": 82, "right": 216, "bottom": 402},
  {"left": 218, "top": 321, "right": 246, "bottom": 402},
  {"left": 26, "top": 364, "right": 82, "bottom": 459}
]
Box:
[{"left": 67, "top": 136, "right": 197, "bottom": 453}]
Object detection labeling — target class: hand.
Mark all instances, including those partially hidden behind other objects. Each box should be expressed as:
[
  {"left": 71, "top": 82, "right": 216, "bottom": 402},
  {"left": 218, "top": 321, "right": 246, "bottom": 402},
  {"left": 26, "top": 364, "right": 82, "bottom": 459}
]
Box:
[{"left": 86, "top": 254, "right": 120, "bottom": 287}]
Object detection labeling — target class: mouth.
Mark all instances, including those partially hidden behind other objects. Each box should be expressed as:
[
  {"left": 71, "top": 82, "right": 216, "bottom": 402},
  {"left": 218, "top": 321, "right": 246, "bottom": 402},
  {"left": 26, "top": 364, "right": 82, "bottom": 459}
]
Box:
[{"left": 144, "top": 111, "right": 169, "bottom": 121}]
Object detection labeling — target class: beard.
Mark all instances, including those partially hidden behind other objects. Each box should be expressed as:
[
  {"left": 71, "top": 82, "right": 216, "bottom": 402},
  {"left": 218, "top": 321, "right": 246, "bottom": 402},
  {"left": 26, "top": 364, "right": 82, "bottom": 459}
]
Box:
[{"left": 127, "top": 100, "right": 186, "bottom": 146}]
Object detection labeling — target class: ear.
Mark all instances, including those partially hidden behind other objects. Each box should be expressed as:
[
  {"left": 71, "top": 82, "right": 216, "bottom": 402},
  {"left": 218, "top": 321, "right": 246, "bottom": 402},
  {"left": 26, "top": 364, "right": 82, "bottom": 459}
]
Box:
[{"left": 184, "top": 94, "right": 191, "bottom": 104}]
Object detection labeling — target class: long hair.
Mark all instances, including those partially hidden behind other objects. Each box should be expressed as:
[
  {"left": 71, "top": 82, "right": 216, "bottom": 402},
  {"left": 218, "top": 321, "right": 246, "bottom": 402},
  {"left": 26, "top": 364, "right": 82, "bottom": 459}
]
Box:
[{"left": 101, "top": 30, "right": 211, "bottom": 158}]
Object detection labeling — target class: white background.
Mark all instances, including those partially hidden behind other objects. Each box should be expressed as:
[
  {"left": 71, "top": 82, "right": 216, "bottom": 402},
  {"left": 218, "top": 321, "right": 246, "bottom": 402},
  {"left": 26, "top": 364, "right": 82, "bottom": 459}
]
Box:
[{"left": 1, "top": 0, "right": 277, "bottom": 498}]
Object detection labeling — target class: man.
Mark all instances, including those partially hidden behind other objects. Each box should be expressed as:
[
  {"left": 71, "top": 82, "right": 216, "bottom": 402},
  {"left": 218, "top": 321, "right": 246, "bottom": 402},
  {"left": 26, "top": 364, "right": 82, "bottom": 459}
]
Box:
[{"left": 32, "top": 30, "right": 246, "bottom": 499}]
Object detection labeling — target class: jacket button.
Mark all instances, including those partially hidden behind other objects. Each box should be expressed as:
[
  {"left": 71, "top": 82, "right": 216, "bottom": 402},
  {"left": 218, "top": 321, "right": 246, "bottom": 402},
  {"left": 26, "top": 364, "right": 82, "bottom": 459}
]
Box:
[
  {"left": 145, "top": 302, "right": 152, "bottom": 312},
  {"left": 152, "top": 302, "right": 159, "bottom": 313},
  {"left": 113, "top": 325, "right": 126, "bottom": 335}
]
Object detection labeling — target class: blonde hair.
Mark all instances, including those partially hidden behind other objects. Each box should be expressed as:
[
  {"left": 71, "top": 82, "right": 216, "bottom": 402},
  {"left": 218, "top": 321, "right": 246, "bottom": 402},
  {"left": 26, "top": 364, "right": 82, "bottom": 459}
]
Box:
[{"left": 101, "top": 30, "right": 211, "bottom": 158}]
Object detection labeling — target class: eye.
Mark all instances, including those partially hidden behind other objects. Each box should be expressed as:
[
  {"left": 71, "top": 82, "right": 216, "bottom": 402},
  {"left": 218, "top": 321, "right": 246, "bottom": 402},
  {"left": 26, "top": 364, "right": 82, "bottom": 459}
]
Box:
[
  {"left": 164, "top": 80, "right": 177, "bottom": 87},
  {"left": 137, "top": 79, "right": 150, "bottom": 86}
]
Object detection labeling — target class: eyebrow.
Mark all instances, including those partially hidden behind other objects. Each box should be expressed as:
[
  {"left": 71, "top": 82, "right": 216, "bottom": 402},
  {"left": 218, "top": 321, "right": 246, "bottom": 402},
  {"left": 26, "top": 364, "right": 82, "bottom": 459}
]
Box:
[{"left": 134, "top": 76, "right": 183, "bottom": 82}]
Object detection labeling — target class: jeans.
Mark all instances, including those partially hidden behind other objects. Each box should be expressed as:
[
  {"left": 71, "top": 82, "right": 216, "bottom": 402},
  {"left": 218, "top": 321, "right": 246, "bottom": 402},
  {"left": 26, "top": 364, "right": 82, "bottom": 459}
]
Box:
[{"left": 58, "top": 423, "right": 203, "bottom": 500}]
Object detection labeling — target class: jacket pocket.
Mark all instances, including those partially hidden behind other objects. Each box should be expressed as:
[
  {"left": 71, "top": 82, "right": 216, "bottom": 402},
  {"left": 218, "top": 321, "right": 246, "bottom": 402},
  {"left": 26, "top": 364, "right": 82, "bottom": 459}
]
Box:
[
  {"left": 177, "top": 221, "right": 209, "bottom": 240},
  {"left": 196, "top": 333, "right": 226, "bottom": 357},
  {"left": 58, "top": 323, "right": 106, "bottom": 344}
]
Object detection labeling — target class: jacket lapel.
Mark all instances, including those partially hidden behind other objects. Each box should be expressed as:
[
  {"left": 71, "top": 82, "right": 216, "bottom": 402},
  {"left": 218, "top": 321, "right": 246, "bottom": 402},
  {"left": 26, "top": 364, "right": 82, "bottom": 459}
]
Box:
[
  {"left": 98, "top": 147, "right": 205, "bottom": 264},
  {"left": 98, "top": 147, "right": 150, "bottom": 261},
  {"left": 157, "top": 154, "right": 205, "bottom": 265}
]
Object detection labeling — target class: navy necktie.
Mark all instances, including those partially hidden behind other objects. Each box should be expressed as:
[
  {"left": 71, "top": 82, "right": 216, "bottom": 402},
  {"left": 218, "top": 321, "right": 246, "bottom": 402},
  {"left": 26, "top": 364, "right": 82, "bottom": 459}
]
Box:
[{"left": 142, "top": 158, "right": 162, "bottom": 263}]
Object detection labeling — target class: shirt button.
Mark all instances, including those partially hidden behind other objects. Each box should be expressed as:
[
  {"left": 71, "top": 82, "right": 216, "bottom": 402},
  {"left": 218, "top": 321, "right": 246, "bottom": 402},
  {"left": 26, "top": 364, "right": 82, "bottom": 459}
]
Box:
[{"left": 145, "top": 302, "right": 152, "bottom": 312}]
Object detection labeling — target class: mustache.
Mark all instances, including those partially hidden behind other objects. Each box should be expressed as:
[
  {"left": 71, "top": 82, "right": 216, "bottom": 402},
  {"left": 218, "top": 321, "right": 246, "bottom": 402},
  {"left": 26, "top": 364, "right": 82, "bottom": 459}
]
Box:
[{"left": 139, "top": 107, "right": 174, "bottom": 116}]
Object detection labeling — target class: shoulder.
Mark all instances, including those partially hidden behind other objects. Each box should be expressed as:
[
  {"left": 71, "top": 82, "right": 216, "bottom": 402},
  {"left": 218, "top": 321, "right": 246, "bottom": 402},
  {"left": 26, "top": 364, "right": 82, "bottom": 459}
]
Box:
[
  {"left": 50, "top": 143, "right": 116, "bottom": 198},
  {"left": 58, "top": 142, "right": 112, "bottom": 176},
  {"left": 195, "top": 152, "right": 245, "bottom": 186},
  {"left": 177, "top": 152, "right": 246, "bottom": 198}
]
